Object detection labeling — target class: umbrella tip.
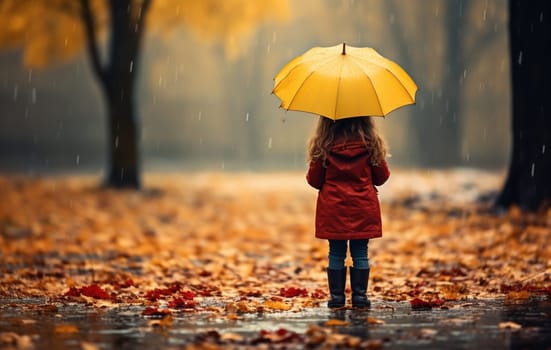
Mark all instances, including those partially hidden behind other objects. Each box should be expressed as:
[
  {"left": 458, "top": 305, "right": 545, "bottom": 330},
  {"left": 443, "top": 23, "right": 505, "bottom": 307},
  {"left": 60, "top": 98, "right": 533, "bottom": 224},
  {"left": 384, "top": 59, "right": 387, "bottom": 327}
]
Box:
[{"left": 342, "top": 42, "right": 346, "bottom": 55}]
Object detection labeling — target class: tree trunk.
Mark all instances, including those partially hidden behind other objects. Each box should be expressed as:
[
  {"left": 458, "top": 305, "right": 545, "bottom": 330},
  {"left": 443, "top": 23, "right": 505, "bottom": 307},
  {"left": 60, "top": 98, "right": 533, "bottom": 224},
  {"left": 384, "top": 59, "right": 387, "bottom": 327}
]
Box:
[
  {"left": 496, "top": 0, "right": 551, "bottom": 211},
  {"left": 106, "top": 92, "right": 140, "bottom": 188},
  {"left": 81, "top": 0, "right": 150, "bottom": 189},
  {"left": 102, "top": 1, "right": 142, "bottom": 188}
]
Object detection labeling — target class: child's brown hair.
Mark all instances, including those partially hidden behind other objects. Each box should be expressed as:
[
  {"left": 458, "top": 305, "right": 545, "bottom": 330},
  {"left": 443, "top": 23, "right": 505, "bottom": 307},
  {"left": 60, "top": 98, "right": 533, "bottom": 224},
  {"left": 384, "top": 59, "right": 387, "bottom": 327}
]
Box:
[{"left": 307, "top": 116, "right": 387, "bottom": 166}]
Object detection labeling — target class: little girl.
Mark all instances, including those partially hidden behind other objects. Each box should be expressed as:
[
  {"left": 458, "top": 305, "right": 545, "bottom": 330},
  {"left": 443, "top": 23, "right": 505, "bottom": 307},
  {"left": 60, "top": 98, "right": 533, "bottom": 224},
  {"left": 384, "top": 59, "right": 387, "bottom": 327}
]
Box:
[{"left": 306, "top": 116, "right": 390, "bottom": 309}]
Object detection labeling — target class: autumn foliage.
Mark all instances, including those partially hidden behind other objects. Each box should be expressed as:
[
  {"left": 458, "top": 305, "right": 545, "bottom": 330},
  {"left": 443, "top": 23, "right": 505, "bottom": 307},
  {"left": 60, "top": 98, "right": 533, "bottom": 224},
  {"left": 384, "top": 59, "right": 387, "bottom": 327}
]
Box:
[
  {"left": 0, "top": 0, "right": 288, "bottom": 67},
  {"left": 1, "top": 171, "right": 550, "bottom": 314}
]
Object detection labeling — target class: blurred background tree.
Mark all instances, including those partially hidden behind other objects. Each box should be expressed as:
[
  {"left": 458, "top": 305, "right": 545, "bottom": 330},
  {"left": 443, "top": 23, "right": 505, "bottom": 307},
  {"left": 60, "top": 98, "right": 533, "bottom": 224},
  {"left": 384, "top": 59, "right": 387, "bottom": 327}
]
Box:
[
  {"left": 0, "top": 1, "right": 510, "bottom": 188},
  {"left": 385, "top": 0, "right": 502, "bottom": 166},
  {"left": 0, "top": 0, "right": 288, "bottom": 188},
  {"left": 496, "top": 0, "right": 550, "bottom": 212}
]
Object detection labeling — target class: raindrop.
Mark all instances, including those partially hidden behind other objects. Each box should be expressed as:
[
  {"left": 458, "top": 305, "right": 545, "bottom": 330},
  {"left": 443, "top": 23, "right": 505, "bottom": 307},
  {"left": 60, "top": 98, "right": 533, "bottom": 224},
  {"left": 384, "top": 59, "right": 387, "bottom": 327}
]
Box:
[
  {"left": 64, "top": 37, "right": 68, "bottom": 47},
  {"left": 13, "top": 85, "right": 18, "bottom": 101},
  {"left": 31, "top": 88, "right": 36, "bottom": 104},
  {"left": 245, "top": 112, "right": 249, "bottom": 122},
  {"left": 129, "top": 61, "right": 133, "bottom": 72},
  {"left": 221, "top": 161, "right": 225, "bottom": 169},
  {"left": 76, "top": 154, "right": 80, "bottom": 165},
  {"left": 482, "top": 9, "right": 487, "bottom": 21},
  {"left": 531, "top": 163, "right": 535, "bottom": 177},
  {"left": 267, "top": 137, "right": 273, "bottom": 149},
  {"left": 542, "top": 144, "right": 546, "bottom": 154},
  {"left": 56, "top": 121, "right": 63, "bottom": 139},
  {"left": 483, "top": 127, "right": 487, "bottom": 140},
  {"left": 198, "top": 111, "right": 202, "bottom": 121},
  {"left": 272, "top": 31, "right": 277, "bottom": 44},
  {"left": 389, "top": 13, "right": 395, "bottom": 24},
  {"left": 518, "top": 51, "right": 523, "bottom": 65},
  {"left": 499, "top": 59, "right": 506, "bottom": 72},
  {"left": 478, "top": 82, "right": 485, "bottom": 92},
  {"left": 158, "top": 76, "right": 163, "bottom": 87},
  {"left": 540, "top": 12, "right": 544, "bottom": 22},
  {"left": 115, "top": 136, "right": 119, "bottom": 148}
]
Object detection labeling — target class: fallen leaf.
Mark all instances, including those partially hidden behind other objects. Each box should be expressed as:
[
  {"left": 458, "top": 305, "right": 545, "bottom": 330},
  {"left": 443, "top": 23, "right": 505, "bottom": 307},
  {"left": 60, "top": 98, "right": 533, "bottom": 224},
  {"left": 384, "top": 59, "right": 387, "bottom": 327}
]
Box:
[
  {"left": 499, "top": 321, "right": 522, "bottom": 330},
  {"left": 262, "top": 300, "right": 291, "bottom": 311},
  {"left": 410, "top": 297, "right": 445, "bottom": 309},
  {"left": 219, "top": 332, "right": 243, "bottom": 342},
  {"left": 367, "top": 316, "right": 385, "bottom": 324},
  {"left": 80, "top": 341, "right": 101, "bottom": 350},
  {"left": 148, "top": 315, "right": 173, "bottom": 328},
  {"left": 0, "top": 332, "right": 34, "bottom": 350},
  {"left": 324, "top": 319, "right": 350, "bottom": 327},
  {"left": 280, "top": 287, "right": 308, "bottom": 298},
  {"left": 55, "top": 324, "right": 79, "bottom": 334}
]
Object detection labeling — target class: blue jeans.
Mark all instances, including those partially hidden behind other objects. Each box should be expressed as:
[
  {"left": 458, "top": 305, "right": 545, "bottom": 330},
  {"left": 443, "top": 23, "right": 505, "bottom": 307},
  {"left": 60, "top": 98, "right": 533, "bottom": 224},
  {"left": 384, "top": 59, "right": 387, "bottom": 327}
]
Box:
[{"left": 328, "top": 239, "right": 369, "bottom": 270}]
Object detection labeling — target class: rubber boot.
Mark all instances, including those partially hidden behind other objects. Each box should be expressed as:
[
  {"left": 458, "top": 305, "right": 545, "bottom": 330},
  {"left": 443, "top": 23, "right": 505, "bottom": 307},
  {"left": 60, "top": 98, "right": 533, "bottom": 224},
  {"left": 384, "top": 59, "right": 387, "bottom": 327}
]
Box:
[
  {"left": 327, "top": 268, "right": 346, "bottom": 308},
  {"left": 350, "top": 267, "right": 371, "bottom": 308}
]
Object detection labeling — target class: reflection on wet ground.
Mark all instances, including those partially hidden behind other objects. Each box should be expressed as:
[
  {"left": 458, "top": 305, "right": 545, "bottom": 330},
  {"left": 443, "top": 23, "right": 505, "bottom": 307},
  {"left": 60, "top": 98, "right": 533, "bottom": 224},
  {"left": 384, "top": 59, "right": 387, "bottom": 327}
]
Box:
[{"left": 1, "top": 298, "right": 550, "bottom": 349}]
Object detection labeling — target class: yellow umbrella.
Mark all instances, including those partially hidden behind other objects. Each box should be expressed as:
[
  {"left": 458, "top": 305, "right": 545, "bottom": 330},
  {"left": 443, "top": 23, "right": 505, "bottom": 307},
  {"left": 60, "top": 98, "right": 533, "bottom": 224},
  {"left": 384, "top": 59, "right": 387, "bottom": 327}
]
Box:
[{"left": 272, "top": 43, "right": 418, "bottom": 120}]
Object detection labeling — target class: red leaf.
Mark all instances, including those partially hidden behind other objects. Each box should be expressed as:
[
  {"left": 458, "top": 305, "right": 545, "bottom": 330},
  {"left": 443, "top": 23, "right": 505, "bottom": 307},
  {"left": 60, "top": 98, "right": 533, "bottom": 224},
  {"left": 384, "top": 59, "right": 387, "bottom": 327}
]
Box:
[
  {"left": 410, "top": 297, "right": 444, "bottom": 309},
  {"left": 280, "top": 287, "right": 308, "bottom": 298},
  {"left": 81, "top": 284, "right": 111, "bottom": 300},
  {"left": 180, "top": 290, "right": 195, "bottom": 300},
  {"left": 253, "top": 328, "right": 302, "bottom": 344},
  {"left": 64, "top": 287, "right": 81, "bottom": 297},
  {"left": 310, "top": 288, "right": 327, "bottom": 299},
  {"left": 64, "top": 284, "right": 111, "bottom": 300},
  {"left": 144, "top": 284, "right": 182, "bottom": 301},
  {"left": 117, "top": 278, "right": 135, "bottom": 289},
  {"left": 167, "top": 297, "right": 195, "bottom": 309},
  {"left": 142, "top": 307, "right": 172, "bottom": 317}
]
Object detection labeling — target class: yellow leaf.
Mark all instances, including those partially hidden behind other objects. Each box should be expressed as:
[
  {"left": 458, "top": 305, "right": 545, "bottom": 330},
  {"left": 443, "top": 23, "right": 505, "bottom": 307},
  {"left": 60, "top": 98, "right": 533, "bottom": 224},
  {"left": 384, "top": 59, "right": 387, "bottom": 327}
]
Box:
[
  {"left": 262, "top": 300, "right": 291, "bottom": 311},
  {"left": 55, "top": 324, "right": 79, "bottom": 333}
]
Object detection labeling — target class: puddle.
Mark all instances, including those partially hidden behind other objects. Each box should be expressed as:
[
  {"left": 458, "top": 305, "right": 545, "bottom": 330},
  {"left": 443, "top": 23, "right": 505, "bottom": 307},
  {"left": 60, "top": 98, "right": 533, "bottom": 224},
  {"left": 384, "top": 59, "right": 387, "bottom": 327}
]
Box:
[{"left": 1, "top": 298, "right": 550, "bottom": 349}]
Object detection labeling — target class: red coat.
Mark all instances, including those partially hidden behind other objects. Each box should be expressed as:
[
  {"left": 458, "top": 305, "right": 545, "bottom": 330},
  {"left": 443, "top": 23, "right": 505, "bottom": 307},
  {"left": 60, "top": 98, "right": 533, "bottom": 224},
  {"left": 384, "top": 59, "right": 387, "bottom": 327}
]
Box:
[{"left": 306, "top": 139, "right": 390, "bottom": 240}]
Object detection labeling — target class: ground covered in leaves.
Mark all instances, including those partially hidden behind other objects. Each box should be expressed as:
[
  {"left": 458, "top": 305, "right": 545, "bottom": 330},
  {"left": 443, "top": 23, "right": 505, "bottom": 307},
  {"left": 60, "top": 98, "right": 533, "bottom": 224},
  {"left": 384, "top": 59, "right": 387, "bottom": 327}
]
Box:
[{"left": 1, "top": 170, "right": 550, "bottom": 348}]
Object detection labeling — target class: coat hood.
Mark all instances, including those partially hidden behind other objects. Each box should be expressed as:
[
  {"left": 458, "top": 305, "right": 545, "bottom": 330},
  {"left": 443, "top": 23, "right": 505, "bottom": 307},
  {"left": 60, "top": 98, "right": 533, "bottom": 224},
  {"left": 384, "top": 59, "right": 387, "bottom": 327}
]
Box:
[{"left": 329, "top": 140, "right": 369, "bottom": 159}]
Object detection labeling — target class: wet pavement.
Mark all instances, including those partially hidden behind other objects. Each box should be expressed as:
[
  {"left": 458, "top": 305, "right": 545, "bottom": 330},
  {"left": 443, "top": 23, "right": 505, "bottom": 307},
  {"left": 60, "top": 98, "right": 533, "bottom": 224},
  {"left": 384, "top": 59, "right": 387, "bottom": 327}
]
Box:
[{"left": 1, "top": 297, "right": 550, "bottom": 349}]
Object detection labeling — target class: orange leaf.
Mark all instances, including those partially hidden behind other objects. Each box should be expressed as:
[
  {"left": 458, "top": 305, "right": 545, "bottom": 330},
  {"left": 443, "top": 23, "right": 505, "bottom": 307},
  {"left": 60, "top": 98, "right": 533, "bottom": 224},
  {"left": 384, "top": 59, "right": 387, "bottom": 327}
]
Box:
[{"left": 324, "top": 319, "right": 350, "bottom": 327}]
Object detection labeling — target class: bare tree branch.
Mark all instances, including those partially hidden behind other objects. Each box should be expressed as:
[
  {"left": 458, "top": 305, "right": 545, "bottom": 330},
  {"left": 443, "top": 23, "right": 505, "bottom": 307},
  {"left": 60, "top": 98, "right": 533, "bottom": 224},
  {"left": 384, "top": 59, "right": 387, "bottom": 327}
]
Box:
[{"left": 80, "top": 0, "right": 107, "bottom": 87}]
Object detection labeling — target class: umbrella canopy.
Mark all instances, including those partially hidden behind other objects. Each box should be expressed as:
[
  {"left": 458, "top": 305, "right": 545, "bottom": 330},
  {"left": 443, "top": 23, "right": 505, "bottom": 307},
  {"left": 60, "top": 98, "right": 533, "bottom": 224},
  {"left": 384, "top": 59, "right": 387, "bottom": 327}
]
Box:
[{"left": 272, "top": 43, "right": 418, "bottom": 120}]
